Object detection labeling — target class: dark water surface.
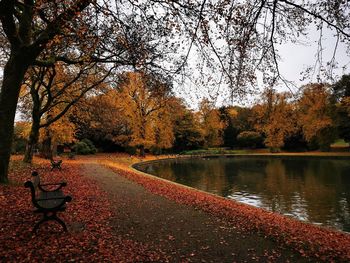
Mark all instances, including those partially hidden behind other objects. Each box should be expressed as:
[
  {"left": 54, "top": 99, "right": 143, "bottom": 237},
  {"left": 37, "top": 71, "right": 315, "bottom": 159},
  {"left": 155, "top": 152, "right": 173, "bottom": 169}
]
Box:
[{"left": 136, "top": 156, "right": 350, "bottom": 232}]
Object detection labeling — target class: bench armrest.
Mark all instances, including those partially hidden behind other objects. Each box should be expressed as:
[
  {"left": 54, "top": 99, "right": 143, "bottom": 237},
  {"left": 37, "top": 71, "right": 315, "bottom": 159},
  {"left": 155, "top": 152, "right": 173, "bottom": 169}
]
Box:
[{"left": 39, "top": 182, "right": 67, "bottom": 192}]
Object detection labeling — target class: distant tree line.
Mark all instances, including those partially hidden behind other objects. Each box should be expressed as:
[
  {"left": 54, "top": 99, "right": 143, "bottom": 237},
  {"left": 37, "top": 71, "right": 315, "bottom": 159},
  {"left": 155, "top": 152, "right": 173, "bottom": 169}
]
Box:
[{"left": 14, "top": 73, "right": 350, "bottom": 156}]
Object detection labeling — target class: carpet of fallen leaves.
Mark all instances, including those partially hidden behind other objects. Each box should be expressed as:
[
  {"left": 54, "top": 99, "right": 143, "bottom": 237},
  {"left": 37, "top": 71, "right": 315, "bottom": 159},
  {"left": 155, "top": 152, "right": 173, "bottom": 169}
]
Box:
[
  {"left": 0, "top": 157, "right": 165, "bottom": 262},
  {"left": 104, "top": 161, "right": 350, "bottom": 262}
]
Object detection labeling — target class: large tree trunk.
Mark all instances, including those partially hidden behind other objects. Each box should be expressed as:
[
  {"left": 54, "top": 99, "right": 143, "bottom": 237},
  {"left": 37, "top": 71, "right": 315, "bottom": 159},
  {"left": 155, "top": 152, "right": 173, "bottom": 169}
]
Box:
[{"left": 0, "top": 55, "right": 29, "bottom": 183}]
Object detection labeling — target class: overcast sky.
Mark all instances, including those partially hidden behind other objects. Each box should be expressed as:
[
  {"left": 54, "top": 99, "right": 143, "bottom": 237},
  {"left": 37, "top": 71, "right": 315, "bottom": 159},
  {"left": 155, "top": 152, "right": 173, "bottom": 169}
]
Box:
[
  {"left": 174, "top": 25, "right": 350, "bottom": 109},
  {"left": 277, "top": 27, "right": 349, "bottom": 89}
]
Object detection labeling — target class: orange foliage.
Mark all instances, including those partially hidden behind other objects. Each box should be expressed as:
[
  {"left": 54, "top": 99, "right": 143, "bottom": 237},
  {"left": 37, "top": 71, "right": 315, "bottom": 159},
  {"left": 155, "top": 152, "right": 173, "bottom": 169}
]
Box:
[
  {"left": 253, "top": 89, "right": 297, "bottom": 151},
  {"left": 198, "top": 99, "right": 225, "bottom": 147},
  {"left": 119, "top": 72, "right": 173, "bottom": 151},
  {"left": 297, "top": 84, "right": 334, "bottom": 146}
]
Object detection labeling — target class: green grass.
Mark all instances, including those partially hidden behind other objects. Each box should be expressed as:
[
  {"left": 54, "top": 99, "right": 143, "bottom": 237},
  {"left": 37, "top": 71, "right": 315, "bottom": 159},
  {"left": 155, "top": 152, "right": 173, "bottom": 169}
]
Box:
[
  {"left": 331, "top": 139, "right": 349, "bottom": 148},
  {"left": 180, "top": 148, "right": 249, "bottom": 155}
]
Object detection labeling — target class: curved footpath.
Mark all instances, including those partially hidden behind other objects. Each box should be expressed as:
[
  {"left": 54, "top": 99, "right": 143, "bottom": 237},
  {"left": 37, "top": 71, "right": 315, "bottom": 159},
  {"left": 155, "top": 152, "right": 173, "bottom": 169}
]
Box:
[{"left": 82, "top": 161, "right": 312, "bottom": 262}]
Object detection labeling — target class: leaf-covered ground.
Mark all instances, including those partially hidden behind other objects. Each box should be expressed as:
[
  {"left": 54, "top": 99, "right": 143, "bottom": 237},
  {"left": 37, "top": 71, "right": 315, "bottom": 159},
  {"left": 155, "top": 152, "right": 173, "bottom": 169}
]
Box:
[
  {"left": 2, "top": 154, "right": 350, "bottom": 262},
  {"left": 0, "top": 157, "right": 164, "bottom": 262}
]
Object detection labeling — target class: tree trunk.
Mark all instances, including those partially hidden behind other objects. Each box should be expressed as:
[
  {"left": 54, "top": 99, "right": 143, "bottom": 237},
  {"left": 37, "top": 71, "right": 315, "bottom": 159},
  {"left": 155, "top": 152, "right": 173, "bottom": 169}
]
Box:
[
  {"left": 139, "top": 119, "right": 146, "bottom": 157},
  {"left": 23, "top": 91, "right": 42, "bottom": 163},
  {"left": 139, "top": 145, "right": 145, "bottom": 157},
  {"left": 23, "top": 119, "right": 40, "bottom": 163},
  {"left": 0, "top": 55, "right": 29, "bottom": 183},
  {"left": 41, "top": 128, "right": 53, "bottom": 160}
]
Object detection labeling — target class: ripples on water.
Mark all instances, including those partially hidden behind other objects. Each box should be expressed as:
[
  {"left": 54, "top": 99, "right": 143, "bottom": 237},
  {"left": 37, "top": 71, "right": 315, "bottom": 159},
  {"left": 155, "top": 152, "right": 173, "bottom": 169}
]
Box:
[{"left": 137, "top": 156, "right": 350, "bottom": 232}]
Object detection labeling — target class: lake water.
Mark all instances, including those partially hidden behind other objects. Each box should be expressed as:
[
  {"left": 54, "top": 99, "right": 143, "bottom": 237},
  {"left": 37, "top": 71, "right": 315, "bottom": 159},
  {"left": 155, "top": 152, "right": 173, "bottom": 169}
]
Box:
[{"left": 135, "top": 156, "right": 350, "bottom": 232}]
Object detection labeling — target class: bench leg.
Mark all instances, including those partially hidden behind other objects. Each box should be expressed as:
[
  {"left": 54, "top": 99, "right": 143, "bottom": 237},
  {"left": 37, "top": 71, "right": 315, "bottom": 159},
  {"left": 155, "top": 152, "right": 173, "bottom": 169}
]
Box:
[
  {"left": 33, "top": 212, "right": 68, "bottom": 233},
  {"left": 51, "top": 165, "right": 62, "bottom": 171},
  {"left": 52, "top": 214, "right": 67, "bottom": 231}
]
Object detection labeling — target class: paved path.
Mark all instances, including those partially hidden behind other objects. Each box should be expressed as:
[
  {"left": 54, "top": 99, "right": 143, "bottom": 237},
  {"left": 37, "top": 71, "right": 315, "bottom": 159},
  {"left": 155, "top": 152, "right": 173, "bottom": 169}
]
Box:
[{"left": 82, "top": 162, "right": 311, "bottom": 262}]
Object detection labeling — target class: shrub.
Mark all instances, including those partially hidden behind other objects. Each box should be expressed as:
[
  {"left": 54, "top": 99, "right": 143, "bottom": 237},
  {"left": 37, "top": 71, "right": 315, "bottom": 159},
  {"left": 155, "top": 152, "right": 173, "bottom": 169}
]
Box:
[
  {"left": 73, "top": 139, "right": 97, "bottom": 155},
  {"left": 125, "top": 146, "right": 137, "bottom": 155},
  {"left": 11, "top": 138, "right": 27, "bottom": 154},
  {"left": 81, "top": 139, "right": 97, "bottom": 154},
  {"left": 73, "top": 142, "right": 90, "bottom": 155},
  {"left": 237, "top": 131, "right": 263, "bottom": 148}
]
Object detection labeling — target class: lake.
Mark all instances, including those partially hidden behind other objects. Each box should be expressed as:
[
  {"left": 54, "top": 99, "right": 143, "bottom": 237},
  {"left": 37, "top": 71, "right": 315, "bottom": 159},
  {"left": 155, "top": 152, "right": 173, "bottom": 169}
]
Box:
[{"left": 135, "top": 156, "right": 350, "bottom": 232}]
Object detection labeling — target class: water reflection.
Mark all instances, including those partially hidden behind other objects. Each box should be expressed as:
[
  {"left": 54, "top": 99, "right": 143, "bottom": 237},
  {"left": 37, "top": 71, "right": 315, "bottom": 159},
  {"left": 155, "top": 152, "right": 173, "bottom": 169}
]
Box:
[{"left": 138, "top": 157, "right": 350, "bottom": 232}]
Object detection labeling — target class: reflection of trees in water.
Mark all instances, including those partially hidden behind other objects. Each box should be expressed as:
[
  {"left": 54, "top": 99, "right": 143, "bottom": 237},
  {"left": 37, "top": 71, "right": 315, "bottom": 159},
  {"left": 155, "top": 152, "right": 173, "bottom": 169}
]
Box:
[
  {"left": 180, "top": 159, "right": 229, "bottom": 195},
  {"left": 297, "top": 160, "right": 350, "bottom": 228},
  {"left": 185, "top": 159, "right": 223, "bottom": 194},
  {"left": 150, "top": 158, "right": 231, "bottom": 195},
  {"left": 144, "top": 157, "right": 350, "bottom": 231},
  {"left": 228, "top": 158, "right": 350, "bottom": 230},
  {"left": 233, "top": 159, "right": 307, "bottom": 215}
]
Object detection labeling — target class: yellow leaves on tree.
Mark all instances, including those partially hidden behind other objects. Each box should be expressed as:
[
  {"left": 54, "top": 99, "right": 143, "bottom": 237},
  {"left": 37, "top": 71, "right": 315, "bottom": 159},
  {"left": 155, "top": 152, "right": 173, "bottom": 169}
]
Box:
[
  {"left": 14, "top": 122, "right": 31, "bottom": 140},
  {"left": 118, "top": 72, "right": 173, "bottom": 154},
  {"left": 198, "top": 99, "right": 225, "bottom": 147},
  {"left": 40, "top": 111, "right": 76, "bottom": 146},
  {"left": 298, "top": 84, "right": 332, "bottom": 140},
  {"left": 253, "top": 89, "right": 297, "bottom": 152},
  {"left": 297, "top": 83, "right": 335, "bottom": 150}
]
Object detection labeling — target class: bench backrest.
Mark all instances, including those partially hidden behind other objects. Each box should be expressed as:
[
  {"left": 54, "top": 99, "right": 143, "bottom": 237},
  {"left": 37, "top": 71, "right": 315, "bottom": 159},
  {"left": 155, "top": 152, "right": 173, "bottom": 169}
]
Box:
[
  {"left": 24, "top": 171, "right": 41, "bottom": 202},
  {"left": 32, "top": 171, "right": 40, "bottom": 188}
]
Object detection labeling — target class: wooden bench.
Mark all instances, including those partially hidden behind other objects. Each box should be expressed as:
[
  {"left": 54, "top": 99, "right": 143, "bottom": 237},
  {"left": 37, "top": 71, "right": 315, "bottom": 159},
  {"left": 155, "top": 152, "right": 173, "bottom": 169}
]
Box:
[
  {"left": 24, "top": 171, "right": 72, "bottom": 232},
  {"left": 51, "top": 159, "right": 62, "bottom": 171}
]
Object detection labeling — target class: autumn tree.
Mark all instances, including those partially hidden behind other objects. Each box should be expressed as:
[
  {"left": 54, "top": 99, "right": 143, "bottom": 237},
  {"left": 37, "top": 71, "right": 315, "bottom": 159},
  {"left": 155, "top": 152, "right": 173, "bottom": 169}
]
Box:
[
  {"left": 39, "top": 112, "right": 76, "bottom": 159},
  {"left": 152, "top": 106, "right": 175, "bottom": 154},
  {"left": 219, "top": 107, "right": 239, "bottom": 148},
  {"left": 173, "top": 105, "right": 204, "bottom": 152},
  {"left": 198, "top": 99, "right": 225, "bottom": 147},
  {"left": 332, "top": 74, "right": 350, "bottom": 143},
  {"left": 298, "top": 83, "right": 336, "bottom": 151},
  {"left": 0, "top": 0, "right": 178, "bottom": 182},
  {"left": 118, "top": 71, "right": 173, "bottom": 156},
  {"left": 71, "top": 89, "right": 132, "bottom": 151},
  {"left": 220, "top": 106, "right": 255, "bottom": 148},
  {"left": 253, "top": 89, "right": 298, "bottom": 152},
  {"left": 19, "top": 61, "right": 110, "bottom": 162}
]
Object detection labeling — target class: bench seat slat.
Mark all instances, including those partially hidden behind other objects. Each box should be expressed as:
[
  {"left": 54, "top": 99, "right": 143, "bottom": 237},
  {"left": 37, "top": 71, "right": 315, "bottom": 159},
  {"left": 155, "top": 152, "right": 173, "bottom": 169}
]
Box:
[
  {"left": 39, "top": 190, "right": 64, "bottom": 200},
  {"left": 37, "top": 199, "right": 67, "bottom": 210}
]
